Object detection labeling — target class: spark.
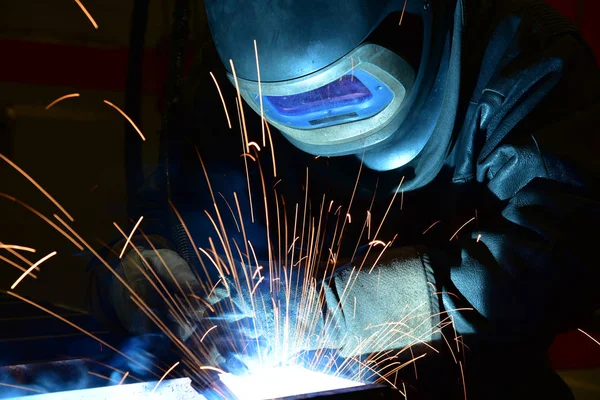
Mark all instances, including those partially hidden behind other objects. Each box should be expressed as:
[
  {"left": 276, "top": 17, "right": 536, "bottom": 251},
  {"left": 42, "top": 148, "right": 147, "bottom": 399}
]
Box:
[
  {"left": 103, "top": 100, "right": 146, "bottom": 141},
  {"left": 0, "top": 193, "right": 82, "bottom": 250},
  {"left": 118, "top": 371, "right": 130, "bottom": 385},
  {"left": 0, "top": 153, "right": 75, "bottom": 222},
  {"left": 240, "top": 153, "right": 257, "bottom": 162},
  {"left": 254, "top": 40, "right": 266, "bottom": 147},
  {"left": 0, "top": 244, "right": 35, "bottom": 252},
  {"left": 459, "top": 360, "right": 467, "bottom": 400},
  {"left": 422, "top": 220, "right": 441, "bottom": 235},
  {"left": 229, "top": 59, "right": 250, "bottom": 153},
  {"left": 152, "top": 361, "right": 180, "bottom": 393},
  {"left": 209, "top": 71, "right": 232, "bottom": 129},
  {"left": 369, "top": 240, "right": 386, "bottom": 247},
  {"left": 200, "top": 366, "right": 226, "bottom": 374},
  {"left": 10, "top": 251, "right": 57, "bottom": 289},
  {"left": 399, "top": 0, "right": 409, "bottom": 25},
  {"left": 200, "top": 325, "right": 218, "bottom": 342},
  {"left": 45, "top": 93, "right": 80, "bottom": 110},
  {"left": 0, "top": 254, "right": 37, "bottom": 277},
  {"left": 0, "top": 382, "right": 42, "bottom": 393},
  {"left": 346, "top": 213, "right": 352, "bottom": 223},
  {"left": 73, "top": 0, "right": 98, "bottom": 29},
  {"left": 578, "top": 328, "right": 600, "bottom": 346},
  {"left": 248, "top": 141, "right": 261, "bottom": 152},
  {"left": 116, "top": 216, "right": 144, "bottom": 258},
  {"left": 450, "top": 217, "right": 476, "bottom": 241},
  {"left": 7, "top": 291, "right": 158, "bottom": 377},
  {"left": 476, "top": 234, "right": 482, "bottom": 242}
]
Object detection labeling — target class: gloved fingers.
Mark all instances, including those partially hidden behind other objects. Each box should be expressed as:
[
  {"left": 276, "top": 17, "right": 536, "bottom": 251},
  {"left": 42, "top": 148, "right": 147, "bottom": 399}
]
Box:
[{"left": 139, "top": 249, "right": 205, "bottom": 295}]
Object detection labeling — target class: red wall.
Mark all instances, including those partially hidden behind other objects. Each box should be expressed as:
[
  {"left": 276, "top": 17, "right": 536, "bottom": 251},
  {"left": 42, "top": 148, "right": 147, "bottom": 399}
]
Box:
[{"left": 544, "top": 0, "right": 600, "bottom": 62}]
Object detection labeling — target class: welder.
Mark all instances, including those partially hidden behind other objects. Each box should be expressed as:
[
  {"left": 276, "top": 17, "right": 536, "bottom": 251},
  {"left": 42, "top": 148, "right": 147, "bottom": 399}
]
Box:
[{"left": 90, "top": 0, "right": 600, "bottom": 399}]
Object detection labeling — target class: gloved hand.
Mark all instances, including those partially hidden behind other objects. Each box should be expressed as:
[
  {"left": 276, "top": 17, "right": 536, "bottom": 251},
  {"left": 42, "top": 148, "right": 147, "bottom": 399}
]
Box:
[
  {"left": 110, "top": 246, "right": 204, "bottom": 340},
  {"left": 206, "top": 246, "right": 441, "bottom": 370}
]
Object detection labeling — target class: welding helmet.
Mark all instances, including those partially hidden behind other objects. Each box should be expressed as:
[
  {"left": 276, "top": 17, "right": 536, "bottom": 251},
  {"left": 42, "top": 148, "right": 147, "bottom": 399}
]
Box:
[{"left": 204, "top": 0, "right": 457, "bottom": 171}]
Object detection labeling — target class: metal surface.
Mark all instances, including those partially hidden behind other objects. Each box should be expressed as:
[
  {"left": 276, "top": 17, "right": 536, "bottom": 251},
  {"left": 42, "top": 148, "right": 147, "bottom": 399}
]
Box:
[{"left": 6, "top": 378, "right": 205, "bottom": 400}]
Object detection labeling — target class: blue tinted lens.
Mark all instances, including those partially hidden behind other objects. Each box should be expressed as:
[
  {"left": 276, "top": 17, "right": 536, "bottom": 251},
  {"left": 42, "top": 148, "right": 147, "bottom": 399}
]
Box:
[
  {"left": 255, "top": 69, "right": 394, "bottom": 130},
  {"left": 267, "top": 75, "right": 373, "bottom": 116}
]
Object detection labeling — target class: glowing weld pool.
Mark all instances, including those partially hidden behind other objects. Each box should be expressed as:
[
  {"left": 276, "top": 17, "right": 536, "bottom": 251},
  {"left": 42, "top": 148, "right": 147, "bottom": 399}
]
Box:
[{"left": 219, "top": 366, "right": 364, "bottom": 400}]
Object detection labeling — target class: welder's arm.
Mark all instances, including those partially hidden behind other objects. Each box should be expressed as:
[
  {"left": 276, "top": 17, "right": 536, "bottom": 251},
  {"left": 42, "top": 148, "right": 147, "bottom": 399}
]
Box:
[{"left": 315, "top": 247, "right": 440, "bottom": 358}]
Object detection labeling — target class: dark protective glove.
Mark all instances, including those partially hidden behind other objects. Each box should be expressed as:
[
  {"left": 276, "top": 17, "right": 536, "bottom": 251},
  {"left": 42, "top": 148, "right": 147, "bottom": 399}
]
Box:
[
  {"left": 206, "top": 246, "right": 440, "bottom": 369},
  {"left": 110, "top": 246, "right": 204, "bottom": 339}
]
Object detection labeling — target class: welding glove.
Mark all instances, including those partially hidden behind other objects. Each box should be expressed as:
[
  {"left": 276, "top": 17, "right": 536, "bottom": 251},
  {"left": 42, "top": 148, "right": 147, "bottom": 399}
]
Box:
[
  {"left": 110, "top": 246, "right": 203, "bottom": 340},
  {"left": 205, "top": 246, "right": 440, "bottom": 368}
]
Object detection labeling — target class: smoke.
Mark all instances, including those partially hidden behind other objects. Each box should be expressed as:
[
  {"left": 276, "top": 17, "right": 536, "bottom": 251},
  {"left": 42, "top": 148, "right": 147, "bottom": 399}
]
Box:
[
  {"left": 0, "top": 333, "right": 175, "bottom": 399},
  {"left": 0, "top": 360, "right": 89, "bottom": 399}
]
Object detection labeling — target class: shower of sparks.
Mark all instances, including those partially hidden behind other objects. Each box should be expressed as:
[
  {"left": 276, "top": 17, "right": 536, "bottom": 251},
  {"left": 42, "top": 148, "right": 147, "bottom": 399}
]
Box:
[
  {"left": 45, "top": 93, "right": 80, "bottom": 110},
  {"left": 578, "top": 328, "right": 600, "bottom": 346},
  {"left": 152, "top": 361, "right": 181, "bottom": 393},
  {"left": 103, "top": 100, "right": 146, "bottom": 141},
  {"left": 449, "top": 217, "right": 476, "bottom": 241},
  {"left": 116, "top": 216, "right": 144, "bottom": 258},
  {"left": 10, "top": 251, "right": 57, "bottom": 289},
  {"left": 0, "top": 153, "right": 75, "bottom": 222},
  {"left": 73, "top": 0, "right": 99, "bottom": 29},
  {"left": 209, "top": 72, "right": 232, "bottom": 129},
  {"left": 0, "top": 244, "right": 36, "bottom": 252}
]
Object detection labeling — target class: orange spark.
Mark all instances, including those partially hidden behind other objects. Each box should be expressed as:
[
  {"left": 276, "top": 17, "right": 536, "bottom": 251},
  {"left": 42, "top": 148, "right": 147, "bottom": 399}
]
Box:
[
  {"left": 578, "top": 328, "right": 600, "bottom": 346},
  {"left": 459, "top": 360, "right": 467, "bottom": 400},
  {"left": 422, "top": 220, "right": 441, "bottom": 235},
  {"left": 0, "top": 254, "right": 37, "bottom": 277},
  {"left": 0, "top": 244, "right": 35, "bottom": 253},
  {"left": 10, "top": 251, "right": 57, "bottom": 290},
  {"left": 103, "top": 100, "right": 146, "bottom": 141},
  {"left": 450, "top": 217, "right": 476, "bottom": 241},
  {"left": 116, "top": 216, "right": 144, "bottom": 258},
  {"left": 45, "top": 93, "right": 80, "bottom": 110},
  {"left": 152, "top": 361, "right": 180, "bottom": 393},
  {"left": 209, "top": 72, "right": 232, "bottom": 129},
  {"left": 0, "top": 383, "right": 42, "bottom": 394},
  {"left": 399, "top": 0, "right": 409, "bottom": 25},
  {"left": 200, "top": 325, "right": 218, "bottom": 342},
  {"left": 74, "top": 0, "right": 98, "bottom": 29},
  {"left": 0, "top": 153, "right": 75, "bottom": 222},
  {"left": 240, "top": 153, "right": 257, "bottom": 162},
  {"left": 118, "top": 371, "right": 130, "bottom": 385}
]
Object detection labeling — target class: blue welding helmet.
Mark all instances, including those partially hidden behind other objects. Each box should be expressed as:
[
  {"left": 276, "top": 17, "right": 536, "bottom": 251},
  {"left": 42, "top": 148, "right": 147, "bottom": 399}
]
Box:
[{"left": 205, "top": 0, "right": 457, "bottom": 170}]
